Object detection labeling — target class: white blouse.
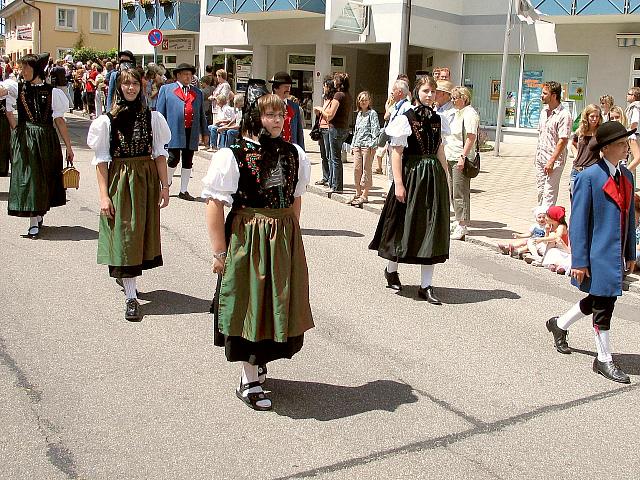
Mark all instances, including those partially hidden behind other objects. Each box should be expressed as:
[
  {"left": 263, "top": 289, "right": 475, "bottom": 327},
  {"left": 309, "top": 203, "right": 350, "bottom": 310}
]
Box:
[
  {"left": 51, "top": 88, "right": 69, "bottom": 119},
  {"left": 201, "top": 140, "right": 311, "bottom": 206},
  {"left": 0, "top": 79, "right": 18, "bottom": 112},
  {"left": 86, "top": 111, "right": 172, "bottom": 166},
  {"left": 385, "top": 107, "right": 414, "bottom": 148}
]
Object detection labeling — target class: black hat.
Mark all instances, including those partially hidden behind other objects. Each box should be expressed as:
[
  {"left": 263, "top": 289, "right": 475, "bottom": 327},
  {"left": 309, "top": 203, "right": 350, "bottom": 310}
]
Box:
[
  {"left": 118, "top": 50, "right": 135, "bottom": 63},
  {"left": 590, "top": 121, "right": 637, "bottom": 151},
  {"left": 173, "top": 63, "right": 196, "bottom": 75},
  {"left": 268, "top": 71, "right": 292, "bottom": 85}
]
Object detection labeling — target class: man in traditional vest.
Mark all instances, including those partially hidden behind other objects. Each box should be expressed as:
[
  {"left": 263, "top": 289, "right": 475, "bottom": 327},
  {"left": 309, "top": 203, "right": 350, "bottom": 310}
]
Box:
[
  {"left": 157, "top": 63, "right": 208, "bottom": 201},
  {"left": 269, "top": 71, "right": 305, "bottom": 149}
]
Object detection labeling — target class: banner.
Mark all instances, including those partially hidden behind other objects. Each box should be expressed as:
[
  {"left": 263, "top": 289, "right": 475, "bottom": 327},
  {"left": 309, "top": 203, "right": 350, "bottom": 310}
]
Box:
[
  {"left": 161, "top": 38, "right": 194, "bottom": 51},
  {"left": 16, "top": 25, "right": 32, "bottom": 41},
  {"left": 519, "top": 70, "right": 543, "bottom": 129}
]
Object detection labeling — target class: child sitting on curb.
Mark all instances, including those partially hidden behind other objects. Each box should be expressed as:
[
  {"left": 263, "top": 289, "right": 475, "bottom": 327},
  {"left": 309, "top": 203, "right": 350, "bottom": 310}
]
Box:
[
  {"left": 524, "top": 205, "right": 569, "bottom": 267},
  {"left": 498, "top": 206, "right": 546, "bottom": 257}
]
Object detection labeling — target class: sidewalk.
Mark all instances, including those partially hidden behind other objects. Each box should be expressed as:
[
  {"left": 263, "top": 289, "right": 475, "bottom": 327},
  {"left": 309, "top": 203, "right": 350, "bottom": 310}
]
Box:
[{"left": 299, "top": 130, "right": 640, "bottom": 293}]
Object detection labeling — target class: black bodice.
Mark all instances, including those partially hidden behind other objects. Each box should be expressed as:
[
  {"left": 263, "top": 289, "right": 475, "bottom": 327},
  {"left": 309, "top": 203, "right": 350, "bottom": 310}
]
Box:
[
  {"left": 404, "top": 107, "right": 441, "bottom": 156},
  {"left": 17, "top": 82, "right": 53, "bottom": 126},
  {"left": 107, "top": 108, "right": 153, "bottom": 159},
  {"left": 229, "top": 139, "right": 299, "bottom": 209}
]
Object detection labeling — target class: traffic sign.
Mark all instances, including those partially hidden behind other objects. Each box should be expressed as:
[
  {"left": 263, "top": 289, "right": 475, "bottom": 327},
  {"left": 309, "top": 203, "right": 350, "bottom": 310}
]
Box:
[{"left": 148, "top": 29, "right": 163, "bottom": 47}]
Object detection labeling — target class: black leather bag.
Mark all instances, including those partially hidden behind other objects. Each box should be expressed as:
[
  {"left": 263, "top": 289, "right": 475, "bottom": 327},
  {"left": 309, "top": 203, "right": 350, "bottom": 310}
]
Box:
[
  {"left": 310, "top": 114, "right": 321, "bottom": 141},
  {"left": 461, "top": 120, "right": 480, "bottom": 179},
  {"left": 343, "top": 131, "right": 354, "bottom": 145}
]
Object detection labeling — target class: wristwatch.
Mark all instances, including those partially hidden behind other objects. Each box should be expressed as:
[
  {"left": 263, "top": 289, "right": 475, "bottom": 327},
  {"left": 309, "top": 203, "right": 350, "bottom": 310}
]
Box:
[{"left": 213, "top": 251, "right": 227, "bottom": 260}]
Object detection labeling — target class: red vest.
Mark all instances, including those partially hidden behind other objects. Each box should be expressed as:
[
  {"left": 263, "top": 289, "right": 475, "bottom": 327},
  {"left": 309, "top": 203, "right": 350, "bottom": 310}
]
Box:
[
  {"left": 174, "top": 85, "right": 196, "bottom": 129},
  {"left": 282, "top": 102, "right": 294, "bottom": 142}
]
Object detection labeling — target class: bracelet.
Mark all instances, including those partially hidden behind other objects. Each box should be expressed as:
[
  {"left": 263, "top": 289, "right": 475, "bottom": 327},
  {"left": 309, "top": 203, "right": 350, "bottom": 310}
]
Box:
[
  {"left": 161, "top": 186, "right": 169, "bottom": 191},
  {"left": 213, "top": 251, "right": 227, "bottom": 260}
]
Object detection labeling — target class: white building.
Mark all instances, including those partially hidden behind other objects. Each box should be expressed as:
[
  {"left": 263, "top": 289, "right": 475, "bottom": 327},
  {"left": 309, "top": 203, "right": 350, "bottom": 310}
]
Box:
[{"left": 120, "top": 0, "right": 640, "bottom": 138}]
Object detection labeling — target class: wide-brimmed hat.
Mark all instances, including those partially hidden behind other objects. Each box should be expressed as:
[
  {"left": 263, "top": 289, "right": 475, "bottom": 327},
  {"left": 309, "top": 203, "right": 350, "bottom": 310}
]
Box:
[
  {"left": 173, "top": 63, "right": 196, "bottom": 75},
  {"left": 268, "top": 71, "right": 292, "bottom": 85},
  {"left": 436, "top": 80, "right": 454, "bottom": 95},
  {"left": 118, "top": 50, "right": 135, "bottom": 63},
  {"left": 590, "top": 121, "right": 637, "bottom": 151}
]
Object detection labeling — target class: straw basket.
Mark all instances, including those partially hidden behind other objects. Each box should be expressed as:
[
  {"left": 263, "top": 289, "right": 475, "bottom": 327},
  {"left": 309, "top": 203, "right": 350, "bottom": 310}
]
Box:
[{"left": 62, "top": 162, "right": 80, "bottom": 189}]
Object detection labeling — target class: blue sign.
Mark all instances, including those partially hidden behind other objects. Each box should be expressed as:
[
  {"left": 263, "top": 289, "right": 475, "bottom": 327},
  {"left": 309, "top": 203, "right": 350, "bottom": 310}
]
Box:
[
  {"left": 148, "top": 29, "right": 163, "bottom": 47},
  {"left": 519, "top": 70, "right": 544, "bottom": 129}
]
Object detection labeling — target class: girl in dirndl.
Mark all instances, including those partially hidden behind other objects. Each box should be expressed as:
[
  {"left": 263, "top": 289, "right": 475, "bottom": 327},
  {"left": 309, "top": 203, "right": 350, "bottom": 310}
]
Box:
[
  {"left": 369, "top": 75, "right": 451, "bottom": 304},
  {"left": 87, "top": 68, "right": 171, "bottom": 322},
  {"left": 7, "top": 53, "right": 74, "bottom": 238},
  {"left": 202, "top": 82, "right": 313, "bottom": 411}
]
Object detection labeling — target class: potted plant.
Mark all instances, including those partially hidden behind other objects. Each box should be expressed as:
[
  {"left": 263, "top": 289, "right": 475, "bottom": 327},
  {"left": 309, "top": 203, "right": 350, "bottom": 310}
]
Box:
[{"left": 123, "top": 0, "right": 137, "bottom": 8}]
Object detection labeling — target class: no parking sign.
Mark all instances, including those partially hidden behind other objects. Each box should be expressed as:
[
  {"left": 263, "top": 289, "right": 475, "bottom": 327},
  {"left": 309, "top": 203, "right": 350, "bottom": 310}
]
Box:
[{"left": 148, "top": 29, "right": 163, "bottom": 47}]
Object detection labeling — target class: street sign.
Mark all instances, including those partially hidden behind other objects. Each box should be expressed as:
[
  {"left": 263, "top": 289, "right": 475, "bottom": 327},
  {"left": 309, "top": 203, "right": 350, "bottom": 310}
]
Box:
[{"left": 148, "top": 29, "right": 163, "bottom": 47}]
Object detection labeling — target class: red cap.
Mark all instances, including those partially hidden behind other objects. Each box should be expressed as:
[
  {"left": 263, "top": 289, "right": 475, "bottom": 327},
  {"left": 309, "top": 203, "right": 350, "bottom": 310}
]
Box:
[{"left": 547, "top": 205, "right": 566, "bottom": 222}]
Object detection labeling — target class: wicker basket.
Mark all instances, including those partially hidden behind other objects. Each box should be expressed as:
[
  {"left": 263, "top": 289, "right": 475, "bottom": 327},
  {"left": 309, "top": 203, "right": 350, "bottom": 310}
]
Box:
[{"left": 62, "top": 165, "right": 80, "bottom": 189}]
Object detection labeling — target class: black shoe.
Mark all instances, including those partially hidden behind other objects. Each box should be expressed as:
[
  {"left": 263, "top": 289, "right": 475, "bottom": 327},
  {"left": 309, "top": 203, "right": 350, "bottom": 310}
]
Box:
[
  {"left": 384, "top": 268, "right": 402, "bottom": 291},
  {"left": 314, "top": 179, "right": 328, "bottom": 186},
  {"left": 593, "top": 358, "right": 630, "bottom": 384},
  {"left": 178, "top": 191, "right": 196, "bottom": 201},
  {"left": 125, "top": 299, "right": 142, "bottom": 322},
  {"left": 417, "top": 286, "right": 442, "bottom": 305},
  {"left": 546, "top": 317, "right": 571, "bottom": 354},
  {"left": 25, "top": 226, "right": 39, "bottom": 239}
]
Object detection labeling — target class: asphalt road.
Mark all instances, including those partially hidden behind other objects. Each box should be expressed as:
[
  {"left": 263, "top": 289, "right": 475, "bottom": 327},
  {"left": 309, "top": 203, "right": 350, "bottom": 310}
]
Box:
[{"left": 1, "top": 116, "right": 639, "bottom": 479}]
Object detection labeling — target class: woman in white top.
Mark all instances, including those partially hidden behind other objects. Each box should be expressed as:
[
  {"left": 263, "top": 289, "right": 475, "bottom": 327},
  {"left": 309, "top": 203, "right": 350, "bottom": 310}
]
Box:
[
  {"left": 87, "top": 68, "right": 171, "bottom": 321},
  {"left": 444, "top": 86, "right": 479, "bottom": 240}
]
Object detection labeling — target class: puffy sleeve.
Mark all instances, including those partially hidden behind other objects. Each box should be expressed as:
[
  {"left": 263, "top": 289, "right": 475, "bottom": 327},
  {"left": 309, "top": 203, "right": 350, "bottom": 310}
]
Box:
[
  {"left": 0, "top": 79, "right": 18, "bottom": 112},
  {"left": 293, "top": 144, "right": 310, "bottom": 197},
  {"left": 151, "top": 111, "right": 171, "bottom": 158},
  {"left": 51, "top": 88, "right": 68, "bottom": 119},
  {"left": 86, "top": 115, "right": 112, "bottom": 165},
  {"left": 200, "top": 148, "right": 240, "bottom": 206},
  {"left": 386, "top": 113, "right": 412, "bottom": 148}
]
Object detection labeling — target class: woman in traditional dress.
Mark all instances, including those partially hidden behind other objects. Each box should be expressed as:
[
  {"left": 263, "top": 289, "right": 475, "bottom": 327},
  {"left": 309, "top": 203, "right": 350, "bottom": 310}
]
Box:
[
  {"left": 202, "top": 81, "right": 313, "bottom": 411},
  {"left": 7, "top": 53, "right": 74, "bottom": 237},
  {"left": 0, "top": 75, "right": 18, "bottom": 176},
  {"left": 87, "top": 68, "right": 171, "bottom": 322},
  {"left": 369, "top": 75, "right": 451, "bottom": 305}
]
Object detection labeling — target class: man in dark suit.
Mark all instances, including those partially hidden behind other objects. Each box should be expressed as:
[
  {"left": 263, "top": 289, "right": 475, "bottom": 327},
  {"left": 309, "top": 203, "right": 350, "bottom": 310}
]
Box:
[
  {"left": 546, "top": 121, "right": 637, "bottom": 383},
  {"left": 269, "top": 71, "right": 305, "bottom": 150},
  {"left": 156, "top": 63, "right": 208, "bottom": 201}
]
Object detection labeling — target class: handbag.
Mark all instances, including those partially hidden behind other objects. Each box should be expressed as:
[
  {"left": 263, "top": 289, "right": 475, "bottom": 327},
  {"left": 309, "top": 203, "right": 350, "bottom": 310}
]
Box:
[
  {"left": 310, "top": 114, "right": 321, "bottom": 141},
  {"left": 461, "top": 119, "right": 481, "bottom": 179},
  {"left": 343, "top": 131, "right": 354, "bottom": 146},
  {"left": 62, "top": 159, "right": 80, "bottom": 189}
]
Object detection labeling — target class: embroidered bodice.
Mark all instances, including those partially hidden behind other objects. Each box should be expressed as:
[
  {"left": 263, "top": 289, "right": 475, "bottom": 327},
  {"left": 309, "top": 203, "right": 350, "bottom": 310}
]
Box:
[
  {"left": 404, "top": 107, "right": 441, "bottom": 156},
  {"left": 17, "top": 82, "right": 53, "bottom": 126},
  {"left": 108, "top": 108, "right": 153, "bottom": 159}
]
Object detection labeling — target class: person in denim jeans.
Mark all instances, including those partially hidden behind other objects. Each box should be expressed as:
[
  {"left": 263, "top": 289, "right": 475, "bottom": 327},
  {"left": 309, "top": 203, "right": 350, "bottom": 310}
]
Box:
[
  {"left": 316, "top": 73, "right": 351, "bottom": 192},
  {"left": 313, "top": 78, "right": 336, "bottom": 186}
]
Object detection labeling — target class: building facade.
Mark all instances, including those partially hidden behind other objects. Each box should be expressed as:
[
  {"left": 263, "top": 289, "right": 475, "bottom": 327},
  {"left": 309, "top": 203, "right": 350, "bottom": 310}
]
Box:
[
  {"left": 120, "top": 0, "right": 640, "bottom": 136},
  {"left": 0, "top": 0, "right": 119, "bottom": 61}
]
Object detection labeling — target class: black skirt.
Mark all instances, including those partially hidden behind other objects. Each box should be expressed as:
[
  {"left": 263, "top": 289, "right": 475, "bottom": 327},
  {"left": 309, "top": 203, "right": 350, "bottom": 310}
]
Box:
[{"left": 370, "top": 154, "right": 450, "bottom": 265}]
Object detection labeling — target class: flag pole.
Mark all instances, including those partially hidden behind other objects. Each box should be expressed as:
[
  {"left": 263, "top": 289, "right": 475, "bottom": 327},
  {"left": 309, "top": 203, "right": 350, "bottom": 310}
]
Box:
[{"left": 495, "top": 0, "right": 514, "bottom": 157}]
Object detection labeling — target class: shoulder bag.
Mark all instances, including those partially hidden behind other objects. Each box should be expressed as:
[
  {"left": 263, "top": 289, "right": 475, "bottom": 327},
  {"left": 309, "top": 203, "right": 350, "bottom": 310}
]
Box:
[
  {"left": 461, "top": 116, "right": 480, "bottom": 179},
  {"left": 310, "top": 114, "right": 321, "bottom": 141}
]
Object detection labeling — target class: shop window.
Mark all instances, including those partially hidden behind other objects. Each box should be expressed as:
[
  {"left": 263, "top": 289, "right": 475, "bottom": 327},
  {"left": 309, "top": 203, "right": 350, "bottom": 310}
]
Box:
[
  {"left": 630, "top": 55, "right": 640, "bottom": 88},
  {"left": 56, "top": 7, "right": 77, "bottom": 32}
]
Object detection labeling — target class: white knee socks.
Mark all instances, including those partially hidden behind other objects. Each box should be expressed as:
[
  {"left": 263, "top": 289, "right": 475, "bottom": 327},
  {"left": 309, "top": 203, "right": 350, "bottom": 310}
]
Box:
[
  {"left": 29, "top": 217, "right": 38, "bottom": 228},
  {"left": 594, "top": 329, "right": 612, "bottom": 362},
  {"left": 387, "top": 261, "right": 398, "bottom": 273},
  {"left": 122, "top": 277, "right": 137, "bottom": 300},
  {"left": 167, "top": 166, "right": 176, "bottom": 187},
  {"left": 420, "top": 265, "right": 434, "bottom": 288},
  {"left": 180, "top": 168, "right": 191, "bottom": 193},
  {"left": 557, "top": 302, "right": 584, "bottom": 330}
]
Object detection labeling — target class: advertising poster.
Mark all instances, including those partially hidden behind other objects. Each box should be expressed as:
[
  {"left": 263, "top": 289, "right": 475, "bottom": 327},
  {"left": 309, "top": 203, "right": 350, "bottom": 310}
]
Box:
[
  {"left": 490, "top": 79, "right": 500, "bottom": 101},
  {"left": 504, "top": 91, "right": 516, "bottom": 126},
  {"left": 568, "top": 77, "right": 585, "bottom": 101},
  {"left": 519, "top": 70, "right": 543, "bottom": 128}
]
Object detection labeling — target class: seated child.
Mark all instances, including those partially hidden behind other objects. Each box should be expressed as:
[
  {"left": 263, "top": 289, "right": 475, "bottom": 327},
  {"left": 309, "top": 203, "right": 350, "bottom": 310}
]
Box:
[
  {"left": 208, "top": 94, "right": 235, "bottom": 150},
  {"left": 216, "top": 94, "right": 244, "bottom": 148},
  {"left": 498, "top": 206, "right": 546, "bottom": 257},
  {"left": 524, "top": 205, "right": 569, "bottom": 267}
]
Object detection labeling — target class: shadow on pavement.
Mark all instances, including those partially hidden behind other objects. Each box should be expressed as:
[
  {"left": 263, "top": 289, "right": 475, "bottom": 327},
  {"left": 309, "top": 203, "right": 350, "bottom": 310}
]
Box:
[
  {"left": 395, "top": 286, "right": 520, "bottom": 304},
  {"left": 0, "top": 191, "right": 7, "bottom": 201},
  {"left": 39, "top": 225, "right": 98, "bottom": 241},
  {"left": 137, "top": 289, "right": 210, "bottom": 315},
  {"left": 572, "top": 348, "right": 640, "bottom": 376},
  {"left": 301, "top": 228, "right": 364, "bottom": 238},
  {"left": 268, "top": 378, "right": 418, "bottom": 421}
]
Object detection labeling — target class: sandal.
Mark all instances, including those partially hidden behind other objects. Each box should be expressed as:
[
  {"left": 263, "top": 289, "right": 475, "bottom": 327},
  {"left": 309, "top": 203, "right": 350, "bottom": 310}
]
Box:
[
  {"left": 236, "top": 380, "right": 272, "bottom": 411},
  {"left": 352, "top": 197, "right": 364, "bottom": 207},
  {"left": 347, "top": 195, "right": 359, "bottom": 205},
  {"left": 258, "top": 364, "right": 267, "bottom": 385}
]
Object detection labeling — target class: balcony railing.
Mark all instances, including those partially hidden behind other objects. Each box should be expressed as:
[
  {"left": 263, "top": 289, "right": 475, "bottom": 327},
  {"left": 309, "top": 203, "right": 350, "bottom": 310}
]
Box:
[
  {"left": 533, "top": 0, "right": 640, "bottom": 16},
  {"left": 121, "top": 0, "right": 200, "bottom": 33},
  {"left": 206, "top": 0, "right": 325, "bottom": 17}
]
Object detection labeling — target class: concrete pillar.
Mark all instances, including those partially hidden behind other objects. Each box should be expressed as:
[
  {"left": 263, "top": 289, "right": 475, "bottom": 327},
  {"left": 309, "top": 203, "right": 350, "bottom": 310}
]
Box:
[
  {"left": 251, "top": 44, "right": 267, "bottom": 80},
  {"left": 313, "top": 42, "right": 332, "bottom": 107}
]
